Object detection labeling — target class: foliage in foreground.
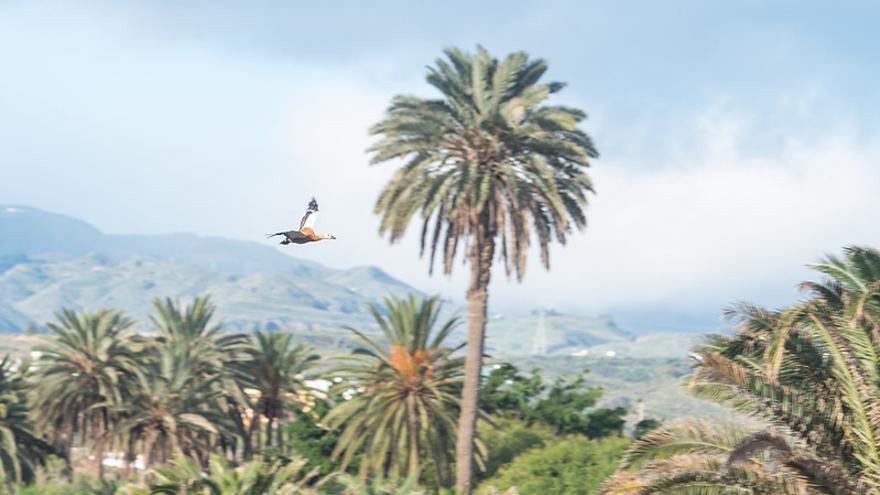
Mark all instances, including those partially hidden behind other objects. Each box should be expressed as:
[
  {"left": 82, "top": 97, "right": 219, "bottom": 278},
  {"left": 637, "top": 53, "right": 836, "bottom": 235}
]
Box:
[
  {"left": 603, "top": 246, "right": 880, "bottom": 494},
  {"left": 601, "top": 418, "right": 822, "bottom": 495},
  {"left": 124, "top": 455, "right": 321, "bottom": 495},
  {"left": 7, "top": 456, "right": 428, "bottom": 495},
  {"left": 3, "top": 288, "right": 645, "bottom": 493}
]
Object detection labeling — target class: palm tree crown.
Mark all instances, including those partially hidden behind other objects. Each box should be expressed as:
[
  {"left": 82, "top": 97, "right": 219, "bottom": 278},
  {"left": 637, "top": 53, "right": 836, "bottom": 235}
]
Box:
[
  {"left": 115, "top": 345, "right": 230, "bottom": 469},
  {"left": 604, "top": 246, "right": 880, "bottom": 494},
  {"left": 325, "top": 295, "right": 468, "bottom": 487},
  {"left": 370, "top": 45, "right": 597, "bottom": 279},
  {"left": 150, "top": 296, "right": 250, "bottom": 376},
  {"left": 31, "top": 308, "right": 144, "bottom": 477},
  {"left": 240, "top": 331, "right": 320, "bottom": 449}
]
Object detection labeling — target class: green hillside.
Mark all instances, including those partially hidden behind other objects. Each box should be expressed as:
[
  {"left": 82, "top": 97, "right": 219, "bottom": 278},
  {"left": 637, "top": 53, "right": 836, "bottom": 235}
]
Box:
[{"left": 0, "top": 254, "right": 413, "bottom": 332}]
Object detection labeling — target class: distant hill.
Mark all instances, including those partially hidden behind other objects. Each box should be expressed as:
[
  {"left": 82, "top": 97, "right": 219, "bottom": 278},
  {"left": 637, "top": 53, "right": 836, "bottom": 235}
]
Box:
[
  {"left": 0, "top": 254, "right": 415, "bottom": 332},
  {"left": 0, "top": 205, "right": 411, "bottom": 332},
  {"left": 0, "top": 205, "right": 322, "bottom": 275},
  {"left": 485, "top": 310, "right": 631, "bottom": 356},
  {"left": 0, "top": 205, "right": 652, "bottom": 356}
]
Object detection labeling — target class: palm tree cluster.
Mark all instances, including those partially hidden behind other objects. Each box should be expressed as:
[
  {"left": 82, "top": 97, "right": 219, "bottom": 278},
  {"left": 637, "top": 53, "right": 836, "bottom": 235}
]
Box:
[
  {"left": 1, "top": 293, "right": 484, "bottom": 492},
  {"left": 602, "top": 246, "right": 880, "bottom": 495},
  {"left": 1, "top": 45, "right": 606, "bottom": 493},
  {"left": 7, "top": 296, "right": 320, "bottom": 485}
]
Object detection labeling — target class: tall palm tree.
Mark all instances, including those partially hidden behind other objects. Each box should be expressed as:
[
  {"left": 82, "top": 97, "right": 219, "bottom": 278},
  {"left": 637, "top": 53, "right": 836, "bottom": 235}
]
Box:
[
  {"left": 148, "top": 295, "right": 252, "bottom": 460},
  {"left": 324, "top": 295, "right": 469, "bottom": 488},
  {"left": 31, "top": 308, "right": 144, "bottom": 479},
  {"left": 239, "top": 331, "right": 319, "bottom": 450},
  {"left": 369, "top": 46, "right": 597, "bottom": 492},
  {"left": 0, "top": 356, "right": 52, "bottom": 484},
  {"left": 114, "top": 344, "right": 231, "bottom": 470},
  {"left": 603, "top": 246, "right": 880, "bottom": 494}
]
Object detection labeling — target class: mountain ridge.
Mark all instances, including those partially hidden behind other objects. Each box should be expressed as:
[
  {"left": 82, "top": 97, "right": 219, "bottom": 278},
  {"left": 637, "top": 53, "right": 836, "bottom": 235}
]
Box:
[
  {"left": 0, "top": 205, "right": 633, "bottom": 355},
  {"left": 0, "top": 205, "right": 413, "bottom": 332}
]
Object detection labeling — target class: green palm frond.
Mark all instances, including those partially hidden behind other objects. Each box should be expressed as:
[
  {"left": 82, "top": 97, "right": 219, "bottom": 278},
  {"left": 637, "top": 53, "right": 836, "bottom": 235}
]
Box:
[
  {"left": 0, "top": 356, "right": 52, "bottom": 484},
  {"left": 234, "top": 330, "right": 320, "bottom": 449},
  {"left": 116, "top": 344, "right": 233, "bottom": 468},
  {"left": 325, "top": 295, "right": 467, "bottom": 488},
  {"left": 607, "top": 246, "right": 880, "bottom": 494},
  {"left": 30, "top": 308, "right": 144, "bottom": 471},
  {"left": 370, "top": 45, "right": 596, "bottom": 280},
  {"left": 142, "top": 454, "right": 321, "bottom": 495}
]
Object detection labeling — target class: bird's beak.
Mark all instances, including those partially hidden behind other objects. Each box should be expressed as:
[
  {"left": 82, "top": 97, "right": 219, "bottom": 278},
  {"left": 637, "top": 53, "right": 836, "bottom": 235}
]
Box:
[{"left": 331, "top": 235, "right": 337, "bottom": 240}]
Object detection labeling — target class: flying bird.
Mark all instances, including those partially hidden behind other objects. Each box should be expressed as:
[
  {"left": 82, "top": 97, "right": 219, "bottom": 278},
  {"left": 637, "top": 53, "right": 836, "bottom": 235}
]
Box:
[{"left": 267, "top": 198, "right": 336, "bottom": 245}]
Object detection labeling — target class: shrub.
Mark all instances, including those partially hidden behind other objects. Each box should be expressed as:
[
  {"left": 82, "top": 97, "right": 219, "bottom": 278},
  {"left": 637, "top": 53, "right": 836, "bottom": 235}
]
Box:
[{"left": 477, "top": 436, "right": 630, "bottom": 495}]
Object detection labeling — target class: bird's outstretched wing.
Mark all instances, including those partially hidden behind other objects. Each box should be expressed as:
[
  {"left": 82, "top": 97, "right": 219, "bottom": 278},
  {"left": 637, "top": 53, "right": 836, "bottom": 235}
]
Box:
[
  {"left": 299, "top": 197, "right": 319, "bottom": 231},
  {"left": 267, "top": 231, "right": 308, "bottom": 242}
]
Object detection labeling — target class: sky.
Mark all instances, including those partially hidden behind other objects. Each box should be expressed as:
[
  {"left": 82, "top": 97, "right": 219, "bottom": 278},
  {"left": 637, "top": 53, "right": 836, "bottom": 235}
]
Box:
[{"left": 2, "top": 1, "right": 880, "bottom": 331}]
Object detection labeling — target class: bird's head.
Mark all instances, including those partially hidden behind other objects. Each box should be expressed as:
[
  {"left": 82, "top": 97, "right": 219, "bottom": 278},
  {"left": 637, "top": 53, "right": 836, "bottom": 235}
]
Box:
[{"left": 323, "top": 234, "right": 337, "bottom": 240}]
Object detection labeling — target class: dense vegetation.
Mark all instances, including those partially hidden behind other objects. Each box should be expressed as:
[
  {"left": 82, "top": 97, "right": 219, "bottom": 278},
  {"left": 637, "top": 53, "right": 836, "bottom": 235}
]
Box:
[{"left": 0, "top": 293, "right": 630, "bottom": 494}]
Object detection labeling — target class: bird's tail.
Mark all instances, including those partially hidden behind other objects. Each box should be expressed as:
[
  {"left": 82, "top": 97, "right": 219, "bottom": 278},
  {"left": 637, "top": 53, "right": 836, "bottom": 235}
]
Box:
[{"left": 266, "top": 233, "right": 282, "bottom": 238}]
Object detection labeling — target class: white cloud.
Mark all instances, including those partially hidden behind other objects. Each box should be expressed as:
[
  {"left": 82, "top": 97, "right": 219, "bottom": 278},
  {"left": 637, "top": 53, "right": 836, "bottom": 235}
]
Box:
[
  {"left": 2, "top": 2, "right": 879, "bottom": 325},
  {"left": 489, "top": 105, "right": 880, "bottom": 315}
]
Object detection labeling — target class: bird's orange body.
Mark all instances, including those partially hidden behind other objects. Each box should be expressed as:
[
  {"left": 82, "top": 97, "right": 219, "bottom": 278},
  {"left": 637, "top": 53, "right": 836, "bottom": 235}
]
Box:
[{"left": 267, "top": 198, "right": 336, "bottom": 245}]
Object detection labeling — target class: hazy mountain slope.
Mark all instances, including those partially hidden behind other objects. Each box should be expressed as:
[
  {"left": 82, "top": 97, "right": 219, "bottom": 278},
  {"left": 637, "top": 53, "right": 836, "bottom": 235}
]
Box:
[
  {"left": 0, "top": 206, "right": 103, "bottom": 257},
  {"left": 0, "top": 254, "right": 414, "bottom": 332},
  {"left": 485, "top": 311, "right": 631, "bottom": 356},
  {"left": 0, "top": 205, "right": 414, "bottom": 332},
  {"left": 0, "top": 205, "right": 656, "bottom": 358},
  {"left": 584, "top": 332, "right": 701, "bottom": 359},
  {"left": 0, "top": 205, "right": 320, "bottom": 275}
]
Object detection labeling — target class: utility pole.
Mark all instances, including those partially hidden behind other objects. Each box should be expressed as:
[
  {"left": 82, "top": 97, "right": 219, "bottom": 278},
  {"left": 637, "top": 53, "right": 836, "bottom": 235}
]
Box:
[{"left": 533, "top": 308, "right": 547, "bottom": 355}]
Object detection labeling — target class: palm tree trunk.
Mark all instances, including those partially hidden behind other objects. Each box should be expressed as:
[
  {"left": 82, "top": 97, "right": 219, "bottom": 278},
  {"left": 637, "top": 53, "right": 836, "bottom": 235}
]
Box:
[
  {"left": 245, "top": 407, "right": 260, "bottom": 459},
  {"left": 94, "top": 414, "right": 106, "bottom": 480},
  {"left": 407, "top": 396, "right": 420, "bottom": 478},
  {"left": 64, "top": 420, "right": 75, "bottom": 472},
  {"left": 124, "top": 434, "right": 135, "bottom": 479},
  {"left": 142, "top": 427, "right": 158, "bottom": 479},
  {"left": 265, "top": 407, "right": 274, "bottom": 448},
  {"left": 454, "top": 234, "right": 495, "bottom": 493},
  {"left": 255, "top": 408, "right": 265, "bottom": 452}
]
